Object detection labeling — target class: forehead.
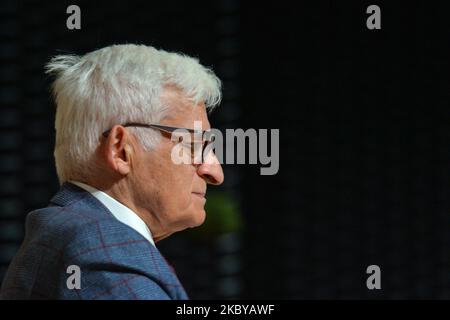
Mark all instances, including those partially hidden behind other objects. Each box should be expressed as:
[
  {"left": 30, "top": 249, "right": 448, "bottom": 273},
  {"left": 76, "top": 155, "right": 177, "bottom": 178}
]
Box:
[{"left": 161, "top": 86, "right": 211, "bottom": 130}]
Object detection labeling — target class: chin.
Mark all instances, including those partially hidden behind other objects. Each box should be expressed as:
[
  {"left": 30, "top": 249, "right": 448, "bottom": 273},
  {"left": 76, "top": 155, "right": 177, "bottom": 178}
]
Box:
[{"left": 188, "top": 209, "right": 206, "bottom": 228}]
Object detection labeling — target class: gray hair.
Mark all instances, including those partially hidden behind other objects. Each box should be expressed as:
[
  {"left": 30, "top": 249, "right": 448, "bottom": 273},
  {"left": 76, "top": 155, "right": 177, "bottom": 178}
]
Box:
[{"left": 45, "top": 44, "right": 222, "bottom": 185}]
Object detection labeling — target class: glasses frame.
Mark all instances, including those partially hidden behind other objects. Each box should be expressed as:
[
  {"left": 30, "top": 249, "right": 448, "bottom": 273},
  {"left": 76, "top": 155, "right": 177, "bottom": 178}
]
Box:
[{"left": 101, "top": 122, "right": 216, "bottom": 164}]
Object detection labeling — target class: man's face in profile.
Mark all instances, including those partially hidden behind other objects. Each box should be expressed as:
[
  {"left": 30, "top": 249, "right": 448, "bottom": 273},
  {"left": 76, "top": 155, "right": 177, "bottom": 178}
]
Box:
[{"left": 129, "top": 87, "right": 224, "bottom": 241}]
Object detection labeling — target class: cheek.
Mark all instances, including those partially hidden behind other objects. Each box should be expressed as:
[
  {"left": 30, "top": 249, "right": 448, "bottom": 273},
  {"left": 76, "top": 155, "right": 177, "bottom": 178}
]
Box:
[
  {"left": 145, "top": 148, "right": 197, "bottom": 212},
  {"left": 161, "top": 165, "right": 195, "bottom": 208}
]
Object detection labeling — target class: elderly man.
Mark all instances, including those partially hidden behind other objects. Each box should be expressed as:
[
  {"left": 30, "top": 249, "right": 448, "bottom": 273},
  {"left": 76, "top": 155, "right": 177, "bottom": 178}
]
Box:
[{"left": 0, "top": 44, "right": 224, "bottom": 299}]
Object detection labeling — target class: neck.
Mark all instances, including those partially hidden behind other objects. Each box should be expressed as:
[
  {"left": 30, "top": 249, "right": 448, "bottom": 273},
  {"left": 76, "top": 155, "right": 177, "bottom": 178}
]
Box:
[{"left": 75, "top": 177, "right": 170, "bottom": 243}]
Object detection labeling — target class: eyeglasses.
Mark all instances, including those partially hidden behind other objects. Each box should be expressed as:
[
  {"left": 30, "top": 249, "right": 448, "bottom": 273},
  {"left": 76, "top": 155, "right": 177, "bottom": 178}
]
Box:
[{"left": 102, "top": 122, "right": 216, "bottom": 164}]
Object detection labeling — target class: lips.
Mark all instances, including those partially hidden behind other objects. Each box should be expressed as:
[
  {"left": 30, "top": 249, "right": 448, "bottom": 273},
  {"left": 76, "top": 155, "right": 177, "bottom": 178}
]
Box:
[{"left": 192, "top": 192, "right": 206, "bottom": 198}]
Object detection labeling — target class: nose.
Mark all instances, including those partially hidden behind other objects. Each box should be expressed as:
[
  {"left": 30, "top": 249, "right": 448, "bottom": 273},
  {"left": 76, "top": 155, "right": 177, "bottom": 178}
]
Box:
[{"left": 197, "top": 151, "right": 224, "bottom": 185}]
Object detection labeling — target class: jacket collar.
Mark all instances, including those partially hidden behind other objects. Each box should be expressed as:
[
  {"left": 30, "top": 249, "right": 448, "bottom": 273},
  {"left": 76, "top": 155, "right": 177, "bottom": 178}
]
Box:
[{"left": 49, "top": 181, "right": 94, "bottom": 207}]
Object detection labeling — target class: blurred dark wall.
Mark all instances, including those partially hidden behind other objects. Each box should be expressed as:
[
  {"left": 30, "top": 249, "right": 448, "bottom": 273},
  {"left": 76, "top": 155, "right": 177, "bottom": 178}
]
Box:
[
  {"left": 1, "top": 0, "right": 450, "bottom": 299},
  {"left": 240, "top": 1, "right": 450, "bottom": 298}
]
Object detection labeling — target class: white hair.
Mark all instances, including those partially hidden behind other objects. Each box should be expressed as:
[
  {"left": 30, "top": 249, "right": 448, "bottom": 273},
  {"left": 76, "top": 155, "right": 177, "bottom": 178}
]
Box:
[{"left": 46, "top": 44, "right": 222, "bottom": 185}]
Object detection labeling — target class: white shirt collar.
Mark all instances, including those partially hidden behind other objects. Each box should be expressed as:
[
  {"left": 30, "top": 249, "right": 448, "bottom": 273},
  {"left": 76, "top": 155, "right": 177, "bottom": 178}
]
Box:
[{"left": 69, "top": 180, "right": 155, "bottom": 247}]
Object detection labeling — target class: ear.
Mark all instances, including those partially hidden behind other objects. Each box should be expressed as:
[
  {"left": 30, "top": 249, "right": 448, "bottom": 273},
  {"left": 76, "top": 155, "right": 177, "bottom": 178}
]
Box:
[{"left": 103, "top": 125, "right": 134, "bottom": 176}]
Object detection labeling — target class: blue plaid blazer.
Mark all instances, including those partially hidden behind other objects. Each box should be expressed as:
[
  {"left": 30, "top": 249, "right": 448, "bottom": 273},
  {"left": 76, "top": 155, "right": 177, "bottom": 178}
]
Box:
[{"left": 0, "top": 182, "right": 188, "bottom": 300}]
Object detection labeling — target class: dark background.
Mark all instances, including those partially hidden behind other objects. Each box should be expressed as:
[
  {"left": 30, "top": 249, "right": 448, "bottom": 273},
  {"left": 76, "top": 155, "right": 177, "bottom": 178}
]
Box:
[{"left": 1, "top": 0, "right": 450, "bottom": 299}]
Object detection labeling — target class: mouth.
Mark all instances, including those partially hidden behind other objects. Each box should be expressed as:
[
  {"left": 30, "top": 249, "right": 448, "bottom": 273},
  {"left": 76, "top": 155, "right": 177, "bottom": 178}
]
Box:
[{"left": 192, "top": 192, "right": 206, "bottom": 199}]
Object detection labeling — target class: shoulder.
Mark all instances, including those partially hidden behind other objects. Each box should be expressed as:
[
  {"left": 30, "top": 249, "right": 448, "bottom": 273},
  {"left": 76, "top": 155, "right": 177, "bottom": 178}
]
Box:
[
  {"left": 24, "top": 201, "right": 109, "bottom": 248},
  {"left": 24, "top": 202, "right": 151, "bottom": 259},
  {"left": 1, "top": 198, "right": 183, "bottom": 299}
]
